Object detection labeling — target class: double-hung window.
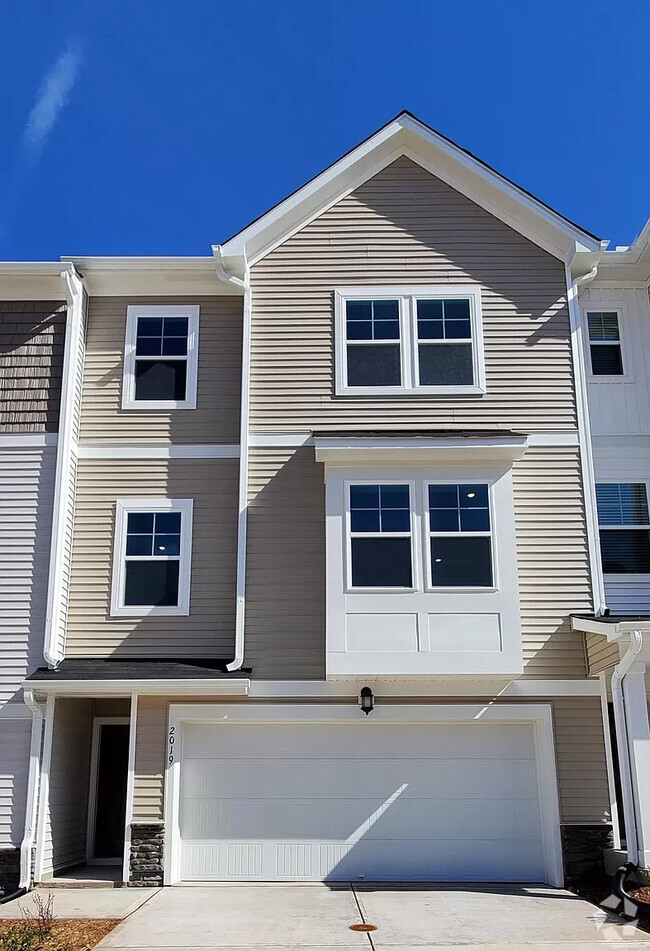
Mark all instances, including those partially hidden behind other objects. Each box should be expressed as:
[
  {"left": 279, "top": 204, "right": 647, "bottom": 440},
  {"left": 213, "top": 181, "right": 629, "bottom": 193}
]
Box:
[
  {"left": 349, "top": 484, "right": 413, "bottom": 588},
  {"left": 335, "top": 286, "right": 485, "bottom": 396},
  {"left": 111, "top": 499, "right": 193, "bottom": 616},
  {"left": 428, "top": 483, "right": 493, "bottom": 587},
  {"left": 596, "top": 483, "right": 650, "bottom": 573},
  {"left": 123, "top": 305, "right": 200, "bottom": 409},
  {"left": 587, "top": 311, "right": 624, "bottom": 376}
]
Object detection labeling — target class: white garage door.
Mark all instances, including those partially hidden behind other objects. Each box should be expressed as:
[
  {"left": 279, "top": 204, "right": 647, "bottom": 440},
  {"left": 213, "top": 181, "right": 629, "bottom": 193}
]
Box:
[{"left": 178, "top": 719, "right": 547, "bottom": 882}]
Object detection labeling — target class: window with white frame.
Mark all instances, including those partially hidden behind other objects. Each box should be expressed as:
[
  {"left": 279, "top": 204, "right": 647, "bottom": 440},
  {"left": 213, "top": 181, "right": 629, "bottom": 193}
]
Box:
[
  {"left": 122, "top": 305, "right": 199, "bottom": 409},
  {"left": 349, "top": 484, "right": 413, "bottom": 588},
  {"left": 111, "top": 499, "right": 193, "bottom": 616},
  {"left": 428, "top": 483, "right": 493, "bottom": 587},
  {"left": 335, "top": 286, "right": 485, "bottom": 396},
  {"left": 596, "top": 483, "right": 650, "bottom": 573},
  {"left": 587, "top": 311, "right": 624, "bottom": 376}
]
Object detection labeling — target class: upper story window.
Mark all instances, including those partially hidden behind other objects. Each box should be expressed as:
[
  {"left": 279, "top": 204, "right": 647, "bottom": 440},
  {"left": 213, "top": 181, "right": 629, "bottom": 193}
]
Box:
[
  {"left": 122, "top": 305, "right": 199, "bottom": 410},
  {"left": 587, "top": 311, "right": 624, "bottom": 376},
  {"left": 349, "top": 484, "right": 413, "bottom": 588},
  {"left": 596, "top": 482, "right": 650, "bottom": 573},
  {"left": 335, "top": 286, "right": 485, "bottom": 397},
  {"left": 428, "top": 483, "right": 493, "bottom": 587},
  {"left": 111, "top": 498, "right": 193, "bottom": 616}
]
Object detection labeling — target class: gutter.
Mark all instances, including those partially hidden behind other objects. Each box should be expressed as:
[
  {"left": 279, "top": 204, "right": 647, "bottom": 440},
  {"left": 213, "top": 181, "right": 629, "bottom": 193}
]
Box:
[
  {"left": 212, "top": 247, "right": 251, "bottom": 671},
  {"left": 611, "top": 630, "right": 644, "bottom": 866},
  {"left": 43, "top": 265, "right": 85, "bottom": 667},
  {"left": 564, "top": 245, "right": 608, "bottom": 616}
]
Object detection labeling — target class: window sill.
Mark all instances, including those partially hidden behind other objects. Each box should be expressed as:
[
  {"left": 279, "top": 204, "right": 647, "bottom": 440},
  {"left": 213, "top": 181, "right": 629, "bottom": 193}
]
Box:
[
  {"left": 121, "top": 400, "right": 197, "bottom": 411},
  {"left": 587, "top": 375, "right": 634, "bottom": 385},
  {"left": 336, "top": 385, "right": 486, "bottom": 398},
  {"left": 110, "top": 604, "right": 190, "bottom": 617}
]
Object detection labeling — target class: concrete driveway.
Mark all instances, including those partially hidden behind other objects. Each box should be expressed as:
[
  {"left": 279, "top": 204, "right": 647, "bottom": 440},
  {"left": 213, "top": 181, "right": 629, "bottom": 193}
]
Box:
[{"left": 94, "top": 883, "right": 650, "bottom": 950}]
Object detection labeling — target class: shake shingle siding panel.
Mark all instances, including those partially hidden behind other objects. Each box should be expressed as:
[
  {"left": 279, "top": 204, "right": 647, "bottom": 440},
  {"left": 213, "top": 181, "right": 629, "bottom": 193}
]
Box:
[
  {"left": 79, "top": 296, "right": 242, "bottom": 444},
  {"left": 249, "top": 157, "right": 575, "bottom": 432},
  {"left": 0, "top": 301, "right": 66, "bottom": 432}
]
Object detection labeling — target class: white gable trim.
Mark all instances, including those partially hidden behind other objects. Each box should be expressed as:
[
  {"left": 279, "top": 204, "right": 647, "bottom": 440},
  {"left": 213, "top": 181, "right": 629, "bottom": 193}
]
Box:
[{"left": 219, "top": 113, "right": 601, "bottom": 267}]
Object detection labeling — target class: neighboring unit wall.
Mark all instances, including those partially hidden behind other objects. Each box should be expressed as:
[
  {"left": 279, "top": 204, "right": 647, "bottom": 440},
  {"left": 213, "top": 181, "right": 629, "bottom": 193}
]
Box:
[
  {"left": 66, "top": 459, "right": 238, "bottom": 657},
  {"left": 585, "top": 633, "right": 619, "bottom": 677},
  {"left": 0, "top": 301, "right": 65, "bottom": 870},
  {"left": 41, "top": 698, "right": 93, "bottom": 876},
  {"left": 249, "top": 157, "right": 576, "bottom": 433},
  {"left": 79, "top": 296, "right": 242, "bottom": 443}
]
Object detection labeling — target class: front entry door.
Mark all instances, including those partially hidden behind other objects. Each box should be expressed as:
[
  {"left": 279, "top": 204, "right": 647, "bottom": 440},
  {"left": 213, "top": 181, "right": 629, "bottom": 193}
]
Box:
[{"left": 92, "top": 723, "right": 129, "bottom": 861}]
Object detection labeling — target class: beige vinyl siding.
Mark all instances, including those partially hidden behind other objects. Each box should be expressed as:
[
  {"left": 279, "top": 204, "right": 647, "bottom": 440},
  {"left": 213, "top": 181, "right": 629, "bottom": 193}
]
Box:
[
  {"left": 66, "top": 459, "right": 238, "bottom": 657},
  {"left": 131, "top": 696, "right": 610, "bottom": 827},
  {"left": 514, "top": 447, "right": 592, "bottom": 678},
  {"left": 244, "top": 446, "right": 591, "bottom": 680},
  {"left": 42, "top": 698, "right": 92, "bottom": 875},
  {"left": 249, "top": 157, "right": 575, "bottom": 433},
  {"left": 0, "top": 301, "right": 65, "bottom": 432},
  {"left": 585, "top": 633, "right": 619, "bottom": 676},
  {"left": 79, "top": 296, "right": 242, "bottom": 443},
  {"left": 245, "top": 446, "right": 325, "bottom": 679}
]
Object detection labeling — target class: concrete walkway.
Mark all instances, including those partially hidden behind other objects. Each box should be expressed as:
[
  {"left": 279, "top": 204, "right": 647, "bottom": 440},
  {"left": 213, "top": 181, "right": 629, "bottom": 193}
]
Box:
[
  {"left": 0, "top": 886, "right": 158, "bottom": 920},
  {"left": 90, "top": 884, "right": 650, "bottom": 950}
]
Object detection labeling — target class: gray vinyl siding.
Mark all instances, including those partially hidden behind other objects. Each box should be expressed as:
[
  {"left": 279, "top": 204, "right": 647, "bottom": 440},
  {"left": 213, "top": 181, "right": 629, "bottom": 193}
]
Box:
[
  {"left": 244, "top": 445, "right": 591, "bottom": 681},
  {"left": 0, "top": 716, "right": 31, "bottom": 848},
  {"left": 41, "top": 698, "right": 92, "bottom": 875},
  {"left": 0, "top": 447, "right": 56, "bottom": 705},
  {"left": 0, "top": 301, "right": 66, "bottom": 432},
  {"left": 249, "top": 157, "right": 575, "bottom": 433},
  {"left": 79, "top": 296, "right": 242, "bottom": 443},
  {"left": 66, "top": 459, "right": 238, "bottom": 657},
  {"left": 132, "top": 695, "right": 609, "bottom": 826},
  {"left": 245, "top": 446, "right": 325, "bottom": 679},
  {"left": 586, "top": 633, "right": 619, "bottom": 676}
]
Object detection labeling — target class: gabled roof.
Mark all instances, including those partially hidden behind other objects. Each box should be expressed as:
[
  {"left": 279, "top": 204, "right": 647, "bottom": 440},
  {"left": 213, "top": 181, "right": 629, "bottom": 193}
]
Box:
[{"left": 218, "top": 110, "right": 602, "bottom": 271}]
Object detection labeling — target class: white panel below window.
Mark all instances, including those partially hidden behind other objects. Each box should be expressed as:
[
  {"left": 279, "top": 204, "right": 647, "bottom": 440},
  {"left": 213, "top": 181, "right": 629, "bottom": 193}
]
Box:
[
  {"left": 428, "top": 613, "right": 502, "bottom": 652},
  {"left": 345, "top": 613, "right": 418, "bottom": 652}
]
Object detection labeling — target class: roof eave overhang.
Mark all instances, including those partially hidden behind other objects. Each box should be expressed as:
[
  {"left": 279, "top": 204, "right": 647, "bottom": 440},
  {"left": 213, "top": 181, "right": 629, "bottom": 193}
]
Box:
[
  {"left": 0, "top": 262, "right": 69, "bottom": 301},
  {"left": 23, "top": 677, "right": 251, "bottom": 696},
  {"left": 571, "top": 615, "right": 650, "bottom": 641},
  {"left": 59, "top": 256, "right": 243, "bottom": 297},
  {"left": 219, "top": 114, "right": 602, "bottom": 268},
  {"left": 314, "top": 435, "right": 529, "bottom": 466}
]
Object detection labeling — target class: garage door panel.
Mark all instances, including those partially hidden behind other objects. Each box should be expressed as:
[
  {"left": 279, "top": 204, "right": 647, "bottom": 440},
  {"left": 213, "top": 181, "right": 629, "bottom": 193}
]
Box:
[
  {"left": 178, "top": 720, "right": 549, "bottom": 883},
  {"left": 181, "top": 757, "right": 538, "bottom": 801},
  {"left": 182, "top": 795, "right": 542, "bottom": 842},
  {"left": 181, "top": 722, "right": 536, "bottom": 762}
]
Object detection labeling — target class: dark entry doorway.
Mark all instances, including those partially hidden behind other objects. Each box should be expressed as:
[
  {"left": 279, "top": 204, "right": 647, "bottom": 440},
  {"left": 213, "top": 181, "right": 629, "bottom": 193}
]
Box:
[{"left": 89, "top": 721, "right": 129, "bottom": 861}]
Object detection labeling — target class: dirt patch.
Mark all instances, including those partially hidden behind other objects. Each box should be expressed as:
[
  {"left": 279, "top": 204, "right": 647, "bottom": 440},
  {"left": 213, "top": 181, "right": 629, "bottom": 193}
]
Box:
[
  {"left": 0, "top": 918, "right": 119, "bottom": 950},
  {"left": 630, "top": 886, "right": 650, "bottom": 904}
]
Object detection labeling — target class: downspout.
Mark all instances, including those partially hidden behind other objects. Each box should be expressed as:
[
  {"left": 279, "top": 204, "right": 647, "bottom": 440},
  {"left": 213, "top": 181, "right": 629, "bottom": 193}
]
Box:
[
  {"left": 564, "top": 244, "right": 608, "bottom": 616},
  {"left": 43, "top": 265, "right": 85, "bottom": 667},
  {"left": 0, "top": 691, "right": 45, "bottom": 903},
  {"left": 212, "top": 247, "right": 251, "bottom": 671},
  {"left": 611, "top": 630, "right": 644, "bottom": 866}
]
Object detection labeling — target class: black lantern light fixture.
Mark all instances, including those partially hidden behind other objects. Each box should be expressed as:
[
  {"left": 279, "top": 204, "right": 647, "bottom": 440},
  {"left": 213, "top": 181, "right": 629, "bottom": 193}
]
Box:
[{"left": 359, "top": 686, "right": 374, "bottom": 715}]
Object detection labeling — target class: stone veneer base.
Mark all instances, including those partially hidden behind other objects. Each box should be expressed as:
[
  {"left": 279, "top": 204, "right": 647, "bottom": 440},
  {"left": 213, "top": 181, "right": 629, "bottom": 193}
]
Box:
[{"left": 129, "top": 823, "right": 164, "bottom": 887}]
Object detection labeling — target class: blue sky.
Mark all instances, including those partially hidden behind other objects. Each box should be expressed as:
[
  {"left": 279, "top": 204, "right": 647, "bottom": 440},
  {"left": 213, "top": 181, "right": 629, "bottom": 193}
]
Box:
[{"left": 1, "top": 0, "right": 648, "bottom": 259}]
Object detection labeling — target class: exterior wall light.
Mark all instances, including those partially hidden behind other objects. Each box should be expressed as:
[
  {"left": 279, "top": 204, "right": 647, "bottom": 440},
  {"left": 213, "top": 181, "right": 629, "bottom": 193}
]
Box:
[{"left": 360, "top": 687, "right": 374, "bottom": 715}]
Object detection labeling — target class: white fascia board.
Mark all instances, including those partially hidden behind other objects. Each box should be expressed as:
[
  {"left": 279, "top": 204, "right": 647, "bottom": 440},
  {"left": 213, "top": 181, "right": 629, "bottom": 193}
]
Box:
[
  {"left": 314, "top": 436, "right": 529, "bottom": 465},
  {"left": 247, "top": 678, "right": 600, "bottom": 698},
  {"left": 220, "top": 114, "right": 601, "bottom": 266},
  {"left": 25, "top": 678, "right": 250, "bottom": 696},
  {"left": 61, "top": 256, "right": 243, "bottom": 297},
  {"left": 572, "top": 616, "right": 650, "bottom": 640}
]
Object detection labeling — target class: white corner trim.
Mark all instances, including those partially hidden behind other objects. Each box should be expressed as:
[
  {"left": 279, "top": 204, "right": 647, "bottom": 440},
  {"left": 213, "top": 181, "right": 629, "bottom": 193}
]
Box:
[
  {"left": 77, "top": 444, "right": 240, "bottom": 459},
  {"left": 19, "top": 691, "right": 44, "bottom": 889},
  {"left": 44, "top": 265, "right": 85, "bottom": 667},
  {"left": 122, "top": 694, "right": 138, "bottom": 884},
  {"left": 34, "top": 694, "right": 55, "bottom": 882},
  {"left": 110, "top": 498, "right": 193, "bottom": 617},
  {"left": 163, "top": 701, "right": 563, "bottom": 888},
  {"left": 565, "top": 263, "right": 607, "bottom": 616},
  {"left": 122, "top": 304, "right": 200, "bottom": 411},
  {"left": 0, "top": 434, "right": 59, "bottom": 448}
]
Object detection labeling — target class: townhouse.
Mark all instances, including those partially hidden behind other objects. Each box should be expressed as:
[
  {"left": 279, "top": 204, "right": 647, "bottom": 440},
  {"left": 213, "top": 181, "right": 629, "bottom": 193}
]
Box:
[{"left": 1, "top": 111, "right": 648, "bottom": 895}]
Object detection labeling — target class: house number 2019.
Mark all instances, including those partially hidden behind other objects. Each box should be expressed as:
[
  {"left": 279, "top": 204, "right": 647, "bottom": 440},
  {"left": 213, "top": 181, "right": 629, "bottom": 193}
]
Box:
[{"left": 168, "top": 725, "right": 175, "bottom": 765}]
